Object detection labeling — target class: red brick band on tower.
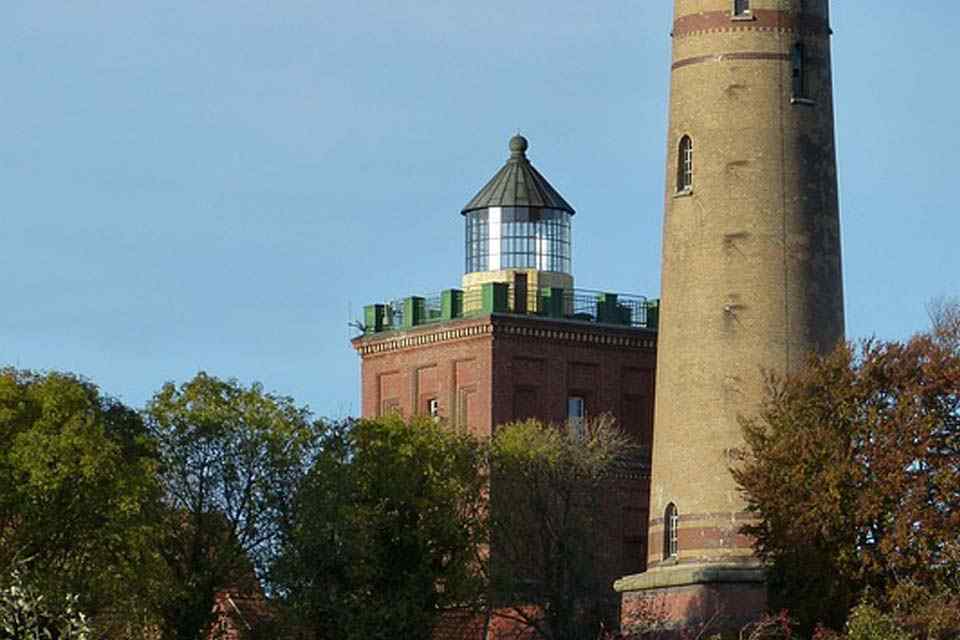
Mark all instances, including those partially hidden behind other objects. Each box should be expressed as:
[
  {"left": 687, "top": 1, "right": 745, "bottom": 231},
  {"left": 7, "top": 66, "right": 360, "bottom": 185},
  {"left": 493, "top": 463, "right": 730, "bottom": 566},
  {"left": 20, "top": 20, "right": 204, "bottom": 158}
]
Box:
[{"left": 672, "top": 9, "right": 831, "bottom": 38}]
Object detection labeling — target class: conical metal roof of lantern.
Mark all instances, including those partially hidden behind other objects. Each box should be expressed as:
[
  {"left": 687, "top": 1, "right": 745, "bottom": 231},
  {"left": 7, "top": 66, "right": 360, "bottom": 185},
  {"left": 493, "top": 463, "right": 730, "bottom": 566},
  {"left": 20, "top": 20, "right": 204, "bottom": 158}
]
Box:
[{"left": 461, "top": 135, "right": 575, "bottom": 215}]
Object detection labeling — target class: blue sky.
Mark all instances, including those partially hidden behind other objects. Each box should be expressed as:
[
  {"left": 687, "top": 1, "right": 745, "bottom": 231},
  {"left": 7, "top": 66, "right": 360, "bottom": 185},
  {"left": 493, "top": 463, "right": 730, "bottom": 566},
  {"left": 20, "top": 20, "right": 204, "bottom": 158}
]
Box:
[{"left": 3, "top": 2, "right": 958, "bottom": 418}]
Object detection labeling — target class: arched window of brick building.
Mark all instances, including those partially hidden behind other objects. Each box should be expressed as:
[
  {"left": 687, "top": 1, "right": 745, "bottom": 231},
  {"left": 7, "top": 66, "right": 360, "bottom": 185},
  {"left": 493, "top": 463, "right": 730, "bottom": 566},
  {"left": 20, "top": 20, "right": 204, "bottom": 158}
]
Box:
[
  {"left": 664, "top": 503, "right": 679, "bottom": 560},
  {"left": 677, "top": 136, "right": 693, "bottom": 192}
]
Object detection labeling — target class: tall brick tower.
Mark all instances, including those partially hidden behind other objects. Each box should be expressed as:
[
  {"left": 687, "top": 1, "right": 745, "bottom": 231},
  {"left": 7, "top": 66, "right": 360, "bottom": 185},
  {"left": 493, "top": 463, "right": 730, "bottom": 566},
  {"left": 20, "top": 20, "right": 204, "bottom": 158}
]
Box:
[{"left": 616, "top": 0, "right": 844, "bottom": 628}]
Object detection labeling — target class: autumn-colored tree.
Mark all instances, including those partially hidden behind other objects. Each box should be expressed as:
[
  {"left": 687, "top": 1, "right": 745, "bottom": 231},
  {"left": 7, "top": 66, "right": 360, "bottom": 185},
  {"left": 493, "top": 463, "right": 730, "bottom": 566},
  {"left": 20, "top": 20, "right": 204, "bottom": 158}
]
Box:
[
  {"left": 733, "top": 307, "right": 960, "bottom": 637},
  {"left": 928, "top": 295, "right": 960, "bottom": 351}
]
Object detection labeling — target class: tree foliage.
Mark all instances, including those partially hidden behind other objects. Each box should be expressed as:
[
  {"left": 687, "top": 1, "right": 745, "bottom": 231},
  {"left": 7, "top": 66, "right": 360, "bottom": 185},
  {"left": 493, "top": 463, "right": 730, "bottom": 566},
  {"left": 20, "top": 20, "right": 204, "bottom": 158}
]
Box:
[
  {"left": 928, "top": 296, "right": 960, "bottom": 351},
  {"left": 273, "top": 416, "right": 487, "bottom": 640},
  {"left": 733, "top": 308, "right": 960, "bottom": 637},
  {"left": 0, "top": 369, "right": 167, "bottom": 635},
  {"left": 844, "top": 604, "right": 912, "bottom": 640},
  {"left": 0, "top": 562, "right": 93, "bottom": 640},
  {"left": 145, "top": 372, "right": 318, "bottom": 640},
  {"left": 488, "top": 417, "right": 638, "bottom": 640}
]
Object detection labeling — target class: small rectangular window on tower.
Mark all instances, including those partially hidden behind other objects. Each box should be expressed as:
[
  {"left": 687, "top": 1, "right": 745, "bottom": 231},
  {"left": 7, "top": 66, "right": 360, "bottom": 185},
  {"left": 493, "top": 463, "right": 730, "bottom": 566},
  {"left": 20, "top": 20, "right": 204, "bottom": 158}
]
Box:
[
  {"left": 792, "top": 42, "right": 807, "bottom": 99},
  {"left": 677, "top": 136, "right": 693, "bottom": 193},
  {"left": 669, "top": 510, "right": 679, "bottom": 558},
  {"left": 733, "top": 0, "right": 750, "bottom": 17}
]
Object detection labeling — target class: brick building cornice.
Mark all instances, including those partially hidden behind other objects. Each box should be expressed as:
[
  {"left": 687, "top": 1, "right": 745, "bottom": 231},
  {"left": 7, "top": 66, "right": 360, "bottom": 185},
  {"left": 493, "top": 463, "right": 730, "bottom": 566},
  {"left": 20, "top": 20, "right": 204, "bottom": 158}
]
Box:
[{"left": 352, "top": 314, "right": 657, "bottom": 358}]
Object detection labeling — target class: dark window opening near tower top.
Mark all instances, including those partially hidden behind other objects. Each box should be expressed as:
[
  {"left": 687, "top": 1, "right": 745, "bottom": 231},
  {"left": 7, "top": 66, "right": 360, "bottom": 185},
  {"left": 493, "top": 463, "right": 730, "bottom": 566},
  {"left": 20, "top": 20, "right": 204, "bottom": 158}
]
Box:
[
  {"left": 792, "top": 42, "right": 808, "bottom": 99},
  {"left": 677, "top": 136, "right": 693, "bottom": 193},
  {"left": 664, "top": 503, "right": 679, "bottom": 560},
  {"left": 733, "top": 0, "right": 750, "bottom": 16}
]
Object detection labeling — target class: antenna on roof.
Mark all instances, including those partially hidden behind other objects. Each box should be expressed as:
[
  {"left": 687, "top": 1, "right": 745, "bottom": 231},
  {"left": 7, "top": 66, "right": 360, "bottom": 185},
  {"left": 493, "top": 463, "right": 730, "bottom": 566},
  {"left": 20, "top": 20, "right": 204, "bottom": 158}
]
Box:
[{"left": 348, "top": 301, "right": 367, "bottom": 335}]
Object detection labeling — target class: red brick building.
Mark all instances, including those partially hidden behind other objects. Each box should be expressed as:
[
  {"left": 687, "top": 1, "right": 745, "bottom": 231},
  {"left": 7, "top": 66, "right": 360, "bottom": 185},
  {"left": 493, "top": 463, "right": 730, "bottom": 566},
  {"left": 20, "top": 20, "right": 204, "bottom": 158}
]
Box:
[
  {"left": 352, "top": 136, "right": 660, "bottom": 634},
  {"left": 354, "top": 312, "right": 656, "bottom": 447}
]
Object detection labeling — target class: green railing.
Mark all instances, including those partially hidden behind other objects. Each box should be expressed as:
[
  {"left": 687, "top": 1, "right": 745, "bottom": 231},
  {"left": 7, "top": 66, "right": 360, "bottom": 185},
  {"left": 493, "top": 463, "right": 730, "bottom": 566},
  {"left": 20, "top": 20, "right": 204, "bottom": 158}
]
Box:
[{"left": 363, "top": 284, "right": 659, "bottom": 334}]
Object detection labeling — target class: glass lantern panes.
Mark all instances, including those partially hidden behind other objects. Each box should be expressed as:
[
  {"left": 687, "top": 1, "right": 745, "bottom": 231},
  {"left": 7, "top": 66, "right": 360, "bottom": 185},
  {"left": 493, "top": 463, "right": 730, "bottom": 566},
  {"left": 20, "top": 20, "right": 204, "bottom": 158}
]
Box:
[{"left": 465, "top": 206, "right": 572, "bottom": 275}]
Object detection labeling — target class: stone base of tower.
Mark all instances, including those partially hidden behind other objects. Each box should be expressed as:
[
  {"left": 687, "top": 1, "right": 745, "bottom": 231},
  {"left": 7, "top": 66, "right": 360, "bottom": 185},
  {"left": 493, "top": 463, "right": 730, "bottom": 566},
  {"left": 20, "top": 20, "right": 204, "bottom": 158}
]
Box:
[{"left": 614, "top": 564, "right": 767, "bottom": 637}]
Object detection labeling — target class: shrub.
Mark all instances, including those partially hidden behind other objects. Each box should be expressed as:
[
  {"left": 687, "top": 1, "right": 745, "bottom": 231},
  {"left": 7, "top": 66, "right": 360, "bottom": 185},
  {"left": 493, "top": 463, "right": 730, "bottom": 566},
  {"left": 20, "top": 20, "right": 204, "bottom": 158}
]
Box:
[
  {"left": 0, "top": 564, "right": 93, "bottom": 640},
  {"left": 844, "top": 604, "right": 910, "bottom": 640}
]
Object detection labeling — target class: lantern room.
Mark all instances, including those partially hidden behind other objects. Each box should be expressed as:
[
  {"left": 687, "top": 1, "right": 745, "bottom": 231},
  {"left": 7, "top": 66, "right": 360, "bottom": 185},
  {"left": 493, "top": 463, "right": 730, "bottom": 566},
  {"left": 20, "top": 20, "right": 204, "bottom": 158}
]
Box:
[{"left": 460, "top": 136, "right": 576, "bottom": 298}]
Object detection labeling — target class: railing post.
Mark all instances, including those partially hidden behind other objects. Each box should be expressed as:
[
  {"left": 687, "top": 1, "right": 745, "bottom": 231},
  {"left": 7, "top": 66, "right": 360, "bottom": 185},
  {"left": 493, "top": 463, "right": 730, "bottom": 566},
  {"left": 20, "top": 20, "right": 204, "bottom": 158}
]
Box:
[
  {"left": 646, "top": 299, "right": 660, "bottom": 329},
  {"left": 364, "top": 304, "right": 386, "bottom": 334},
  {"left": 597, "top": 293, "right": 622, "bottom": 324},
  {"left": 540, "top": 287, "right": 565, "bottom": 319},
  {"left": 481, "top": 283, "right": 509, "bottom": 314},
  {"left": 403, "top": 296, "right": 426, "bottom": 328}
]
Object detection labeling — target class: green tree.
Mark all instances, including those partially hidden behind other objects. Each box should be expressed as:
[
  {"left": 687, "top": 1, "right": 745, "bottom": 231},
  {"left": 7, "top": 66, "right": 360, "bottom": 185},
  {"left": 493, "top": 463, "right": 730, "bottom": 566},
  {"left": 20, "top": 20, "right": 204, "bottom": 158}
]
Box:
[
  {"left": 733, "top": 309, "right": 960, "bottom": 637},
  {"left": 488, "top": 417, "right": 638, "bottom": 640},
  {"left": 146, "top": 372, "right": 318, "bottom": 640},
  {"left": 273, "top": 416, "right": 487, "bottom": 640},
  {"left": 0, "top": 369, "right": 167, "bottom": 636}
]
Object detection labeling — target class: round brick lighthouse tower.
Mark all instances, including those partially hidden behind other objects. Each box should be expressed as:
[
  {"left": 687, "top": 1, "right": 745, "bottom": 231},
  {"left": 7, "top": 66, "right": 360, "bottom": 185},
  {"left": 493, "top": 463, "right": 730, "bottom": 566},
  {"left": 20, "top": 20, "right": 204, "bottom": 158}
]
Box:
[{"left": 616, "top": 0, "right": 845, "bottom": 628}]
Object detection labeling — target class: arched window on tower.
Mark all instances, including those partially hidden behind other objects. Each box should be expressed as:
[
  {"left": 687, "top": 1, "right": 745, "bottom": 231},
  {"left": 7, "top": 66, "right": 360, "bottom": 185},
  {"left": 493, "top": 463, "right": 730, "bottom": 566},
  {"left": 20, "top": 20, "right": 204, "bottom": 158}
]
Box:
[
  {"left": 677, "top": 136, "right": 693, "bottom": 193},
  {"left": 663, "top": 503, "right": 679, "bottom": 560}
]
